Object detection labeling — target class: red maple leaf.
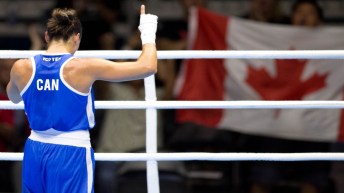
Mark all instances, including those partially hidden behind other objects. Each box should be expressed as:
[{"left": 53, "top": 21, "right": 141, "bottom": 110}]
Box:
[{"left": 246, "top": 59, "right": 328, "bottom": 118}]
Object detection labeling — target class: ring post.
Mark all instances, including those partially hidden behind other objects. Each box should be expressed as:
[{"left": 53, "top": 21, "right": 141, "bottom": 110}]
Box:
[{"left": 144, "top": 75, "right": 160, "bottom": 193}]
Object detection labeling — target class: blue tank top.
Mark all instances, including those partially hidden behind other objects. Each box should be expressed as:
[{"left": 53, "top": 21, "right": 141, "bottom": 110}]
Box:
[{"left": 21, "top": 54, "right": 95, "bottom": 132}]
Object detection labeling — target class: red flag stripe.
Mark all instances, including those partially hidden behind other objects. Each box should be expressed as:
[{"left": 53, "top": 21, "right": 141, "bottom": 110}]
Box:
[{"left": 176, "top": 8, "right": 229, "bottom": 127}]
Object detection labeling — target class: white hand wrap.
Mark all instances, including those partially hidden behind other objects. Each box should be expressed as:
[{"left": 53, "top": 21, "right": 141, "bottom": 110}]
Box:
[{"left": 138, "top": 14, "right": 158, "bottom": 45}]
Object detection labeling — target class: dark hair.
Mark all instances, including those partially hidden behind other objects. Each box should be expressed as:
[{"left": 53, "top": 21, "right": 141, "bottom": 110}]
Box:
[
  {"left": 47, "top": 8, "right": 82, "bottom": 42},
  {"left": 291, "top": 0, "right": 323, "bottom": 20}
]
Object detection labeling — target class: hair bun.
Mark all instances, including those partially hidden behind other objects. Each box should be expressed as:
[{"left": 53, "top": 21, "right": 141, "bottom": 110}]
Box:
[
  {"left": 47, "top": 8, "right": 82, "bottom": 41},
  {"left": 52, "top": 8, "right": 76, "bottom": 26},
  {"left": 56, "top": 14, "right": 70, "bottom": 26}
]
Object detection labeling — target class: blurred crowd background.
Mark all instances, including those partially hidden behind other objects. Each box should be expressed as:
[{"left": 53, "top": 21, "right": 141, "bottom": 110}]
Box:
[{"left": 1, "top": 0, "right": 344, "bottom": 193}]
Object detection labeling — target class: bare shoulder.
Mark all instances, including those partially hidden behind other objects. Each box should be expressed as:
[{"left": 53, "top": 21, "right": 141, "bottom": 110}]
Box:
[
  {"left": 13, "top": 58, "right": 31, "bottom": 68},
  {"left": 69, "top": 57, "right": 112, "bottom": 69},
  {"left": 10, "top": 59, "right": 33, "bottom": 91},
  {"left": 76, "top": 57, "right": 108, "bottom": 64},
  {"left": 11, "top": 59, "right": 32, "bottom": 76},
  {"left": 67, "top": 57, "right": 97, "bottom": 67},
  {"left": 63, "top": 57, "right": 102, "bottom": 77},
  {"left": 62, "top": 57, "right": 101, "bottom": 92}
]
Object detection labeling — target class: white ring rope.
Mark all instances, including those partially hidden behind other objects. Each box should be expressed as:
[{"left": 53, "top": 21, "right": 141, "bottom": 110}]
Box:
[
  {"left": 2, "top": 50, "right": 344, "bottom": 59},
  {"left": 2, "top": 152, "right": 344, "bottom": 161},
  {"left": 3, "top": 101, "right": 344, "bottom": 110}
]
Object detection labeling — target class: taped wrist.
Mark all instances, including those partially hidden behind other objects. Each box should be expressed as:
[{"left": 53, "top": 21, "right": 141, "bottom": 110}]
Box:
[{"left": 138, "top": 14, "right": 158, "bottom": 45}]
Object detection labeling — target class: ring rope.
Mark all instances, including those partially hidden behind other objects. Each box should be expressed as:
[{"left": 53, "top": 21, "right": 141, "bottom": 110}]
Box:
[
  {"left": 2, "top": 152, "right": 344, "bottom": 161},
  {"left": 3, "top": 101, "right": 344, "bottom": 110},
  {"left": 2, "top": 50, "right": 344, "bottom": 59}
]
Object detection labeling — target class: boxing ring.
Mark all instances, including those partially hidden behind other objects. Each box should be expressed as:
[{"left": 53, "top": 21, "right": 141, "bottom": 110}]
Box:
[{"left": 1, "top": 50, "right": 344, "bottom": 193}]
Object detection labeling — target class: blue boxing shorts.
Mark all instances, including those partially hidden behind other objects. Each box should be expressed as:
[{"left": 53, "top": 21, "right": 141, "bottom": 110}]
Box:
[{"left": 22, "top": 129, "right": 95, "bottom": 193}]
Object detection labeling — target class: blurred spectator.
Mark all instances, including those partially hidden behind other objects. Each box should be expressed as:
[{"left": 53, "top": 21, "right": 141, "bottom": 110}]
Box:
[
  {"left": 249, "top": 1, "right": 332, "bottom": 193},
  {"left": 94, "top": 80, "right": 165, "bottom": 193},
  {"left": 242, "top": 0, "right": 289, "bottom": 24},
  {"left": 54, "top": 0, "right": 119, "bottom": 50},
  {"left": 154, "top": 0, "right": 203, "bottom": 102},
  {"left": 249, "top": 138, "right": 331, "bottom": 193},
  {"left": 331, "top": 143, "right": 344, "bottom": 193},
  {"left": 0, "top": 59, "right": 26, "bottom": 192},
  {"left": 27, "top": 23, "right": 44, "bottom": 50},
  {"left": 0, "top": 60, "right": 15, "bottom": 143},
  {"left": 158, "top": 0, "right": 208, "bottom": 150},
  {"left": 97, "top": 80, "right": 163, "bottom": 153},
  {"left": 291, "top": 0, "right": 323, "bottom": 27},
  {"left": 0, "top": 59, "right": 18, "bottom": 192},
  {"left": 179, "top": 0, "right": 208, "bottom": 19}
]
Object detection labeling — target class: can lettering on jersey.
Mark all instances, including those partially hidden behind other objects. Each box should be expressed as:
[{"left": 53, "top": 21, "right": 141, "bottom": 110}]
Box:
[{"left": 36, "top": 79, "right": 59, "bottom": 91}]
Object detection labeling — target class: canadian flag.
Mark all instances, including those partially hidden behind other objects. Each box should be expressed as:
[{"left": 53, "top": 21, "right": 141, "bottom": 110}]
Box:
[{"left": 174, "top": 8, "right": 344, "bottom": 142}]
